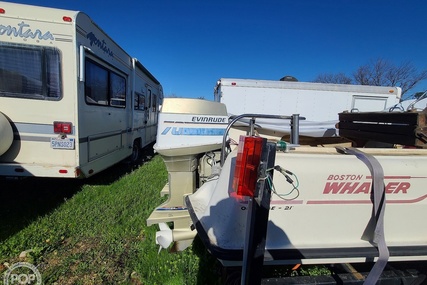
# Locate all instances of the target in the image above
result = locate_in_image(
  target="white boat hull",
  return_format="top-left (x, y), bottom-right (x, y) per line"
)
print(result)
top-left (186, 147), bottom-right (427, 265)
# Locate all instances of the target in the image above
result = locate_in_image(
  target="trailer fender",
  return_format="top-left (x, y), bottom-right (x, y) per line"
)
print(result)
top-left (0, 112), bottom-right (13, 156)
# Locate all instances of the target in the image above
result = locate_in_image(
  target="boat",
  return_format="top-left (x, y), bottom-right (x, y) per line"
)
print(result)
top-left (147, 97), bottom-right (427, 283)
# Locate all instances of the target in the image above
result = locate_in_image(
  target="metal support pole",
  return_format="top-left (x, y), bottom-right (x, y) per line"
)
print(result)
top-left (241, 140), bottom-right (276, 285)
top-left (290, 114), bottom-right (300, 145)
top-left (249, 117), bottom-right (256, 136)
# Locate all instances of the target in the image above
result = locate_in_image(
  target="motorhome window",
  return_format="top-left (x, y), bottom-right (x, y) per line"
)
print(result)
top-left (134, 94), bottom-right (138, 110)
top-left (85, 60), bottom-right (108, 105)
top-left (0, 43), bottom-right (62, 100)
top-left (134, 92), bottom-right (145, 110)
top-left (110, 72), bottom-right (126, 107)
top-left (152, 94), bottom-right (157, 112)
top-left (148, 89), bottom-right (152, 109)
top-left (85, 59), bottom-right (126, 108)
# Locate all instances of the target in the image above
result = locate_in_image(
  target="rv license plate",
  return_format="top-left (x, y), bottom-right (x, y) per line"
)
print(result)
top-left (50, 138), bottom-right (75, 149)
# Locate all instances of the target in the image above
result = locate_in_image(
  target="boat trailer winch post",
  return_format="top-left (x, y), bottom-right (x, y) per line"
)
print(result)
top-left (220, 113), bottom-right (305, 166)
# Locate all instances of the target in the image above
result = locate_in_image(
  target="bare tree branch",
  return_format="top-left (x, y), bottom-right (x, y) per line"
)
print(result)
top-left (313, 72), bottom-right (352, 84)
top-left (315, 58), bottom-right (427, 95)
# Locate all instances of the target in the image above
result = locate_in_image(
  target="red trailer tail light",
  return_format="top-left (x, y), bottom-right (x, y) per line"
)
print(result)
top-left (232, 136), bottom-right (264, 197)
top-left (53, 121), bottom-right (72, 134)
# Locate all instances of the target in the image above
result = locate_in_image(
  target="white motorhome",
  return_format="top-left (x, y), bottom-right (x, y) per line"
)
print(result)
top-left (214, 78), bottom-right (401, 138)
top-left (0, 2), bottom-right (163, 178)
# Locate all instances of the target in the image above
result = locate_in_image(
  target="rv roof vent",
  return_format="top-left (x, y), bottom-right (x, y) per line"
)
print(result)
top-left (280, 76), bottom-right (298, 82)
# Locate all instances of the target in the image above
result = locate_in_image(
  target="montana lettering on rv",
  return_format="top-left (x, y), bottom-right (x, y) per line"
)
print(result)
top-left (86, 32), bottom-right (113, 57)
top-left (0, 21), bottom-right (54, 40)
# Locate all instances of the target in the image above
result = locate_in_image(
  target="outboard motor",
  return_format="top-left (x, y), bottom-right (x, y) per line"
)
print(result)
top-left (147, 98), bottom-right (228, 251)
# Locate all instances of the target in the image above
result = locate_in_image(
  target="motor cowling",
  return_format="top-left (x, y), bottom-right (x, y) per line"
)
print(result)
top-left (0, 112), bottom-right (13, 156)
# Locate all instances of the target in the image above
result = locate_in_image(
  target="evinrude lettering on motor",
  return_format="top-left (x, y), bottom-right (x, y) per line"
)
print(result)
top-left (87, 32), bottom-right (114, 57)
top-left (161, 127), bottom-right (225, 136)
top-left (191, 116), bottom-right (227, 123)
top-left (0, 21), bottom-right (54, 40)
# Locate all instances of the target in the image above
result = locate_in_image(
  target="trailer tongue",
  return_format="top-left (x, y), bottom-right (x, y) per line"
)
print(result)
top-left (147, 98), bottom-right (427, 283)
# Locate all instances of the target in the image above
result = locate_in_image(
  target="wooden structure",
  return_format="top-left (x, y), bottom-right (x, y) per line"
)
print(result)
top-left (337, 110), bottom-right (427, 148)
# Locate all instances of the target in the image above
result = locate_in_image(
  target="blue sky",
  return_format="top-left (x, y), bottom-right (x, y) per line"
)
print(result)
top-left (6, 0), bottom-right (427, 100)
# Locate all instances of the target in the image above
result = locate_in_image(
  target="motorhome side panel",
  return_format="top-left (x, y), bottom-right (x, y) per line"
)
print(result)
top-left (132, 64), bottom-right (148, 151)
top-left (145, 84), bottom-right (161, 145)
top-left (133, 62), bottom-right (162, 150)
top-left (0, 3), bottom-right (80, 177)
top-left (75, 12), bottom-right (135, 177)
top-left (75, 14), bottom-right (163, 176)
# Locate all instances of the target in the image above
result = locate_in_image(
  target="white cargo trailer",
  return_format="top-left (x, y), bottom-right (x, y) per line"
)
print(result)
top-left (0, 2), bottom-right (163, 178)
top-left (214, 78), bottom-right (401, 137)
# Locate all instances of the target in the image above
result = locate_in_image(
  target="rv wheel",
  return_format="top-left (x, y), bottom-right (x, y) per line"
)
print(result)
top-left (222, 267), bottom-right (242, 285)
top-left (131, 140), bottom-right (141, 163)
top-left (222, 268), bottom-right (241, 285)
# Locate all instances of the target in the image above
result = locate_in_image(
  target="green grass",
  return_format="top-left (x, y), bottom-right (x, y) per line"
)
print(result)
top-left (0, 155), bottom-right (220, 285)
top-left (0, 154), bottom-right (335, 284)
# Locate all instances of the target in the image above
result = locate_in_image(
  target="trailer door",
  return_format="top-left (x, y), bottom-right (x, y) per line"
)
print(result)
top-left (133, 91), bottom-right (147, 144)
